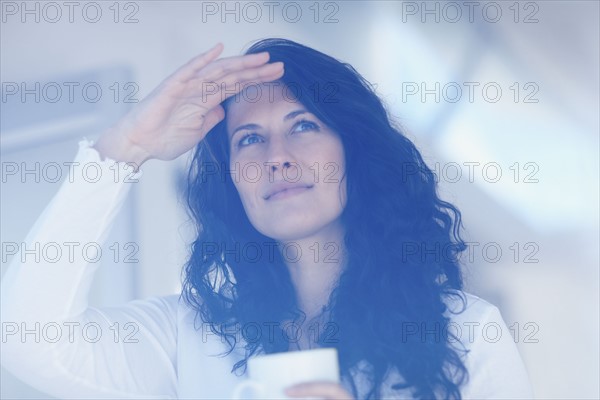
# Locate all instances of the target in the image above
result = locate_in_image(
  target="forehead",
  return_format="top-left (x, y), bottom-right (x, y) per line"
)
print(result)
top-left (226, 83), bottom-right (302, 136)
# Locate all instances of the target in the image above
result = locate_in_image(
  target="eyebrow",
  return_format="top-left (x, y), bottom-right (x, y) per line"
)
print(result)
top-left (229, 109), bottom-right (309, 141)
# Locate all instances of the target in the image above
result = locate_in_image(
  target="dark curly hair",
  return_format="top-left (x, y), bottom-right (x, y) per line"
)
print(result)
top-left (182, 38), bottom-right (470, 399)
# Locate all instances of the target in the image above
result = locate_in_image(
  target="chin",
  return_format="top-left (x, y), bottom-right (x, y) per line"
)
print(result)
top-left (264, 226), bottom-right (314, 242)
top-left (259, 220), bottom-right (322, 242)
top-left (250, 208), bottom-right (344, 242)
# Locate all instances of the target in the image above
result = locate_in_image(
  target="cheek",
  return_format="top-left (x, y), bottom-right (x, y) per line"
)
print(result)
top-left (329, 144), bottom-right (347, 206)
top-left (233, 177), bottom-right (263, 217)
top-left (312, 154), bottom-right (346, 207)
top-left (319, 143), bottom-right (346, 183)
top-left (233, 180), bottom-right (252, 207)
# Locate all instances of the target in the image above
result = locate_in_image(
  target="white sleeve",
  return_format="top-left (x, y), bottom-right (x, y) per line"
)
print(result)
top-left (460, 305), bottom-right (535, 399)
top-left (1, 139), bottom-right (178, 399)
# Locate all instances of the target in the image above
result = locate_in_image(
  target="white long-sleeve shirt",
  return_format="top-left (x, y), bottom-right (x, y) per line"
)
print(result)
top-left (1, 139), bottom-right (534, 399)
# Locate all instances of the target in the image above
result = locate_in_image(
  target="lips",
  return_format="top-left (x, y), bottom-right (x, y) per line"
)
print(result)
top-left (264, 182), bottom-right (314, 200)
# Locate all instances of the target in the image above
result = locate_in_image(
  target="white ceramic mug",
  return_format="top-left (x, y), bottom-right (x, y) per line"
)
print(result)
top-left (231, 347), bottom-right (340, 399)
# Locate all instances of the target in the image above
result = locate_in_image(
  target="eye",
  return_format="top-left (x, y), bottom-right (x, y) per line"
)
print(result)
top-left (292, 119), bottom-right (320, 133)
top-left (237, 133), bottom-right (263, 148)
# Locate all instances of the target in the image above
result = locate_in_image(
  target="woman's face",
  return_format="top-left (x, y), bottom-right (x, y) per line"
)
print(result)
top-left (226, 84), bottom-right (347, 242)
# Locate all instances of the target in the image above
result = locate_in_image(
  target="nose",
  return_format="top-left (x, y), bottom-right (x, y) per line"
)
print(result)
top-left (264, 136), bottom-right (297, 180)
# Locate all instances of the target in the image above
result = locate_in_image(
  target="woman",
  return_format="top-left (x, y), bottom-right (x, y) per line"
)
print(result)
top-left (1, 39), bottom-right (533, 399)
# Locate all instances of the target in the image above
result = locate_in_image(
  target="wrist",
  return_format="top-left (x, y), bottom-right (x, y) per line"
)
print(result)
top-left (93, 130), bottom-right (150, 171)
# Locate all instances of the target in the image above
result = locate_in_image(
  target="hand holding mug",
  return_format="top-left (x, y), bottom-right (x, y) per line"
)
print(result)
top-left (231, 348), bottom-right (354, 399)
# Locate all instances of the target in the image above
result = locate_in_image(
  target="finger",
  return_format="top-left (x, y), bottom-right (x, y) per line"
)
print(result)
top-left (217, 61), bottom-right (284, 90)
top-left (285, 382), bottom-right (354, 400)
top-left (173, 43), bottom-right (224, 82)
top-left (196, 52), bottom-right (271, 83)
top-left (188, 63), bottom-right (284, 110)
top-left (192, 61), bottom-right (284, 103)
top-left (218, 66), bottom-right (285, 103)
top-left (189, 60), bottom-right (283, 87)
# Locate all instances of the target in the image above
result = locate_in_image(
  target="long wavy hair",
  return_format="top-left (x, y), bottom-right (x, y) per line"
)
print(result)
top-left (182, 38), bottom-right (469, 399)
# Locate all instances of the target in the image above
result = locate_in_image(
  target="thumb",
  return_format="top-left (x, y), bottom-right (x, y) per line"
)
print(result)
top-left (202, 105), bottom-right (225, 134)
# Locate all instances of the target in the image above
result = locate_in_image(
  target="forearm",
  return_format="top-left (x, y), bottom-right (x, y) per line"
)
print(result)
top-left (0, 139), bottom-right (171, 398)
top-left (1, 139), bottom-right (141, 323)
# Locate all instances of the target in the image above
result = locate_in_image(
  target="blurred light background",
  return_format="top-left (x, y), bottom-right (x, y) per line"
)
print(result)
top-left (1, 1), bottom-right (598, 398)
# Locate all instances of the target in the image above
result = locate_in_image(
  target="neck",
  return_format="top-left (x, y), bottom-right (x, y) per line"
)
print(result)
top-left (278, 220), bottom-right (347, 321)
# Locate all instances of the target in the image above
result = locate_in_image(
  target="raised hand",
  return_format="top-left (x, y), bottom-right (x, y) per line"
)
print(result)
top-left (93, 43), bottom-right (284, 167)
